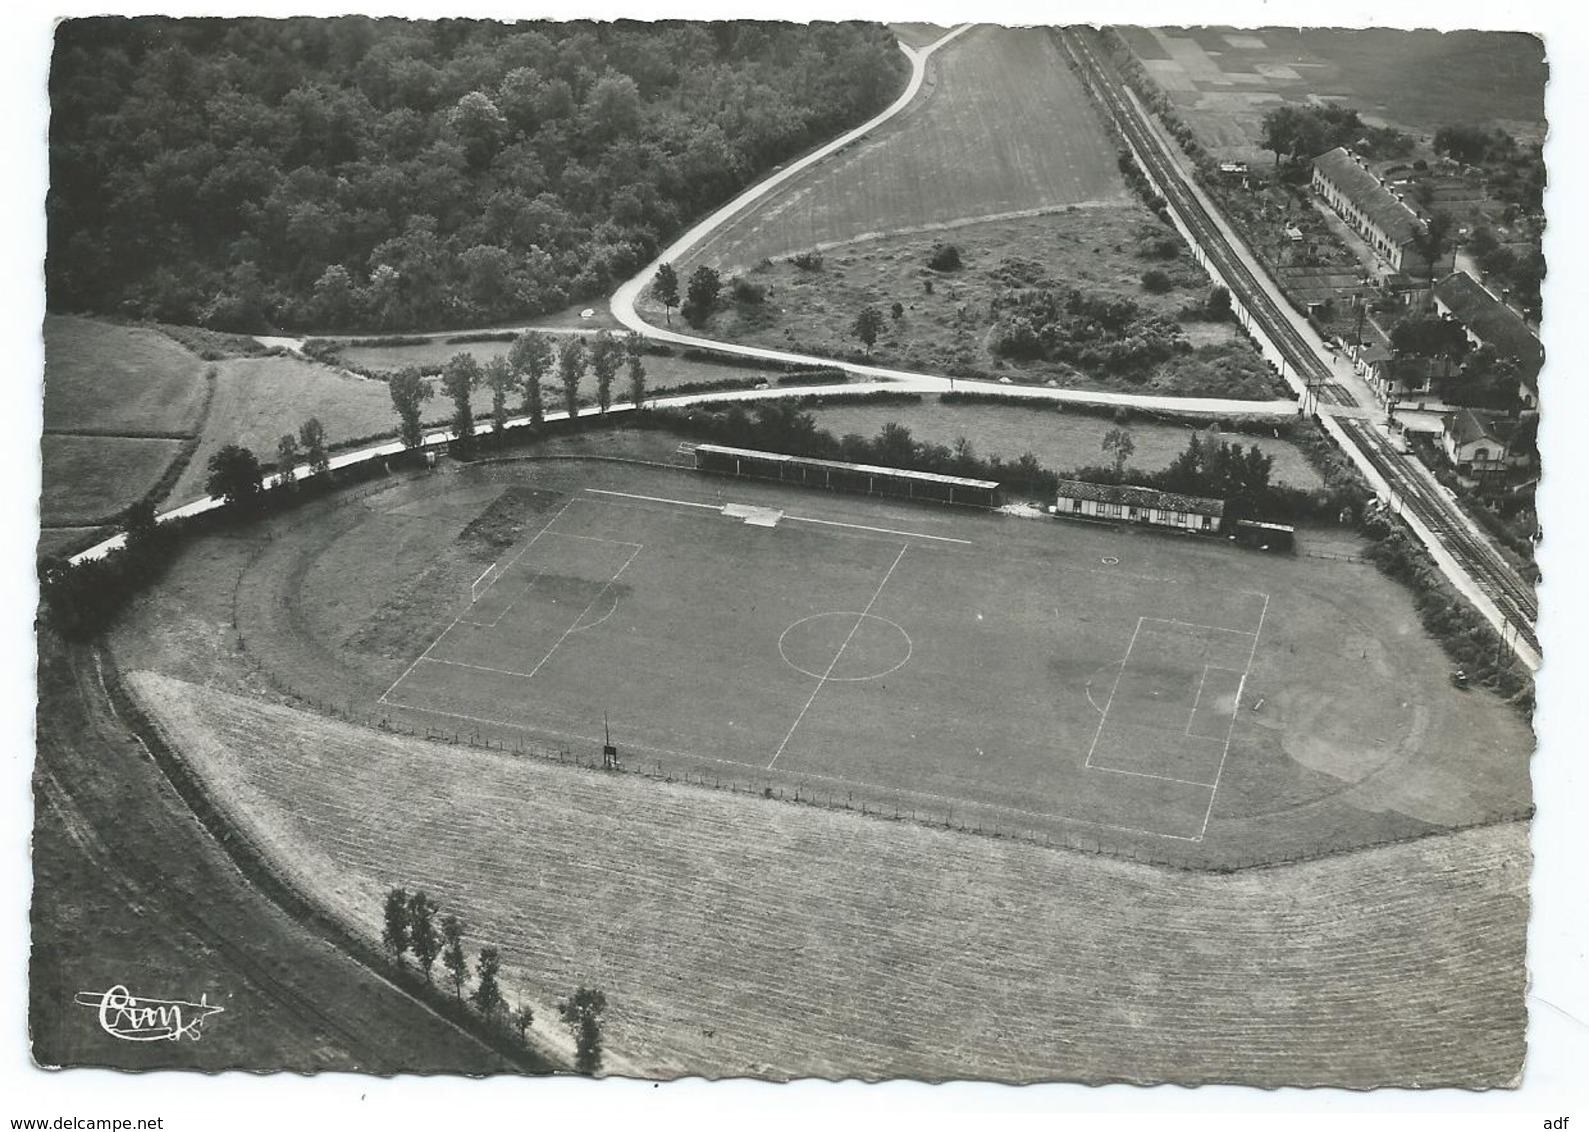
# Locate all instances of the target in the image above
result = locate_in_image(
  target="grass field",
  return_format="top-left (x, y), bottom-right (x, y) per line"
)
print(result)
top-left (40, 434), bottom-right (188, 527)
top-left (803, 399), bottom-right (1322, 489)
top-left (1120, 27), bottom-right (1547, 165)
top-left (684, 25), bottom-right (1131, 275)
top-left (666, 208), bottom-right (1281, 398)
top-left (42, 314), bottom-right (210, 436)
top-left (30, 637), bottom-right (515, 1073)
top-left (167, 356), bottom-right (415, 506)
top-left (126, 665), bottom-right (1529, 1084)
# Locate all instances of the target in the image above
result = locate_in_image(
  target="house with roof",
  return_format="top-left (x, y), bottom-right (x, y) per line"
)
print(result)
top-left (1052, 480), bottom-right (1225, 533)
top-left (1311, 147), bottom-right (1428, 275)
top-left (1432, 270), bottom-right (1543, 410)
top-left (1441, 408), bottom-right (1537, 482)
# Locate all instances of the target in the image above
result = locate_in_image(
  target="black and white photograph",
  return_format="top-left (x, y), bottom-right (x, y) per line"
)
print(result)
top-left (6, 0), bottom-right (1586, 1124)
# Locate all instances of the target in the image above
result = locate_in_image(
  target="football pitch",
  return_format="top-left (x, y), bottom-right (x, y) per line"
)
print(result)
top-left (378, 483), bottom-right (1272, 843)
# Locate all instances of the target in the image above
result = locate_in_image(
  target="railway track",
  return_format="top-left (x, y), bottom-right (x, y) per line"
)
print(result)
top-left (1057, 28), bottom-right (1342, 396)
top-left (1338, 417), bottom-right (1538, 652)
top-left (1061, 27), bottom-right (1538, 657)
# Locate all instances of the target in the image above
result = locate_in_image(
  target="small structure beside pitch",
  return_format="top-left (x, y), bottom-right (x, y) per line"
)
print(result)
top-left (693, 444), bottom-right (1003, 507)
top-left (1051, 479), bottom-right (1225, 533)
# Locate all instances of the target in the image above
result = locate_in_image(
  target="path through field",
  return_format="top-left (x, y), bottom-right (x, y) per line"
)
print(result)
top-left (130, 670), bottom-right (1528, 1086)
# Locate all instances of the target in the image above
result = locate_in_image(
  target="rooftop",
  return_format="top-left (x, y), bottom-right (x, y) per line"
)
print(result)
top-left (1311, 147), bottom-right (1425, 247)
top-left (1432, 270), bottom-right (1544, 393)
top-left (1445, 407), bottom-right (1523, 450)
top-left (1055, 478), bottom-right (1225, 517)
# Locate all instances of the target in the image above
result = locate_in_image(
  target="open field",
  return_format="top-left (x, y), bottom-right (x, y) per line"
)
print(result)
top-left (803, 399), bottom-right (1323, 489)
top-left (667, 208), bottom-right (1280, 399)
top-left (40, 434), bottom-right (188, 527)
top-left (43, 315), bottom-right (210, 436)
top-left (110, 441), bottom-right (1532, 871)
top-left (30, 636), bottom-right (517, 1073)
top-left (684, 25), bottom-right (1131, 275)
top-left (126, 665), bottom-right (1529, 1084)
top-left (1119, 27), bottom-right (1547, 165)
top-left (167, 356), bottom-right (418, 506)
top-left (889, 22), bottom-right (952, 50)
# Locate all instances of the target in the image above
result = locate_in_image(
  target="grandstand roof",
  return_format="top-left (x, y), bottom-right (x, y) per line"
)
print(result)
top-left (1311, 147), bottom-right (1424, 247)
top-left (1432, 270), bottom-right (1544, 392)
top-left (694, 444), bottom-right (1001, 490)
top-left (1054, 479), bottom-right (1226, 517)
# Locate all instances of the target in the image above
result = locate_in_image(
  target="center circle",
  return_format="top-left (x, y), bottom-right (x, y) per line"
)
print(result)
top-left (778, 612), bottom-right (913, 682)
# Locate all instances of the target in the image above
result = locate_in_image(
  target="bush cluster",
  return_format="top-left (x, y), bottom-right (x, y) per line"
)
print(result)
top-left (989, 287), bottom-right (1188, 376)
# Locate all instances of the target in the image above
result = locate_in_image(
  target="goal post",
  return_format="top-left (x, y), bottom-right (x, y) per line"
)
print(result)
top-left (471, 561), bottom-right (501, 604)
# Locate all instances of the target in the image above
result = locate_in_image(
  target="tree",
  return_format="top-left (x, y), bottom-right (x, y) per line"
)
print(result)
top-left (470, 946), bottom-right (506, 1018)
top-left (407, 891), bottom-right (440, 984)
top-left (589, 330), bottom-right (621, 415)
top-left (483, 355), bottom-right (518, 434)
top-left (1434, 123), bottom-right (1500, 165)
top-left (682, 265), bottom-right (720, 328)
top-left (205, 444), bottom-right (263, 508)
top-left (389, 366), bottom-right (433, 449)
top-left (625, 332), bottom-right (647, 410)
top-left (559, 987), bottom-right (608, 1076)
top-left (441, 352), bottom-right (483, 442)
top-left (440, 914), bottom-right (468, 999)
top-left (382, 887), bottom-right (410, 965)
top-left (509, 330), bottom-right (554, 428)
top-left (274, 433), bottom-right (300, 490)
top-left (120, 498), bottom-right (161, 557)
top-left (1102, 427), bottom-right (1135, 476)
top-left (1411, 211), bottom-right (1453, 288)
top-left (512, 1001), bottom-right (535, 1041)
top-left (852, 306), bottom-right (884, 355)
top-left (557, 337), bottom-right (587, 424)
top-left (299, 418), bottom-right (330, 476)
top-left (651, 262), bottom-right (679, 325)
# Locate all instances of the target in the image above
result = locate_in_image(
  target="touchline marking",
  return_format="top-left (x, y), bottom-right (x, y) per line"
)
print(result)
top-left (767, 545), bottom-right (908, 770)
top-left (783, 513), bottom-right (972, 545)
top-left (379, 497), bottom-right (578, 705)
top-left (1197, 591), bottom-right (1270, 840)
top-left (582, 486), bottom-right (972, 544)
top-left (585, 488), bottom-right (720, 510)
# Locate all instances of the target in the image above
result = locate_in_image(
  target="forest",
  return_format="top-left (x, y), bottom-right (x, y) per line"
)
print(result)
top-left (47, 17), bottom-right (908, 332)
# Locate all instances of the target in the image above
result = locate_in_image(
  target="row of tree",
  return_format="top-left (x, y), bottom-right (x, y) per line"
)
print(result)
top-left (382, 887), bottom-right (608, 1075)
top-left (48, 18), bottom-right (908, 330)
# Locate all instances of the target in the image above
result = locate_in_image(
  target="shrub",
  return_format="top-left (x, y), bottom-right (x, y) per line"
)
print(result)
top-left (732, 277), bottom-right (767, 305)
top-left (788, 250), bottom-right (824, 271)
top-left (1141, 269), bottom-right (1174, 294)
top-left (927, 243), bottom-right (962, 272)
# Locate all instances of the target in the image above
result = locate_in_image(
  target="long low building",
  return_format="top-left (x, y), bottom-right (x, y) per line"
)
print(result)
top-left (1432, 270), bottom-right (1544, 410)
top-left (1053, 479), bottom-right (1225, 532)
top-left (1311, 146), bottom-right (1427, 275)
top-left (693, 444), bottom-right (1003, 507)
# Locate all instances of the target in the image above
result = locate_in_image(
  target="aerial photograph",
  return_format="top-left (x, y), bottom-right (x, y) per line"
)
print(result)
top-left (21, 5), bottom-right (1575, 1118)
